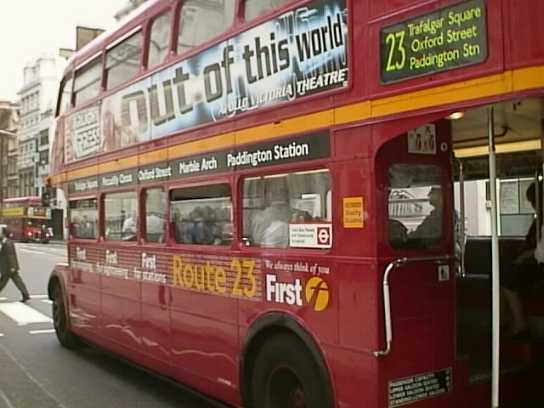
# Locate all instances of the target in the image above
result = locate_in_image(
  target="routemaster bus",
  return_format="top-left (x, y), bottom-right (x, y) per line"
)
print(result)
top-left (0, 196), bottom-right (52, 242)
top-left (47, 0), bottom-right (544, 407)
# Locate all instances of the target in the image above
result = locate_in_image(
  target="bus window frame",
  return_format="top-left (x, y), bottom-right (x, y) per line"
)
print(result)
top-left (56, 73), bottom-right (74, 117)
top-left (68, 195), bottom-right (100, 242)
top-left (145, 8), bottom-right (175, 70)
top-left (381, 155), bottom-right (452, 255)
top-left (173, 0), bottom-right (238, 58)
top-left (241, 0), bottom-right (298, 23)
top-left (141, 185), bottom-right (169, 246)
top-left (73, 53), bottom-right (104, 109)
top-left (168, 176), bottom-right (236, 251)
top-left (237, 164), bottom-right (334, 255)
top-left (101, 189), bottom-right (140, 245)
top-left (104, 26), bottom-right (145, 92)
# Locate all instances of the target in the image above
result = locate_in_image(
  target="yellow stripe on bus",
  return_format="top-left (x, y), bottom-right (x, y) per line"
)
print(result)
top-left (51, 65), bottom-right (544, 186)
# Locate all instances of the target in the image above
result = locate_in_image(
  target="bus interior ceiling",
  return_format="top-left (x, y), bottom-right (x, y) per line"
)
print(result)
top-left (448, 97), bottom-right (544, 383)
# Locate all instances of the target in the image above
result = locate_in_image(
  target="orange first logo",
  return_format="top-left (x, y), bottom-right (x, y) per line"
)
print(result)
top-left (305, 277), bottom-right (330, 312)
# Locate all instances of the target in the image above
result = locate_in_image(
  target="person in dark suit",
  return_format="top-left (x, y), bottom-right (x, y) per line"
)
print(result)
top-left (0, 227), bottom-right (30, 302)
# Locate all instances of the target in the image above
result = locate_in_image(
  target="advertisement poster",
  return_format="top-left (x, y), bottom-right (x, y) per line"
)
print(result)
top-left (66, 0), bottom-right (348, 163)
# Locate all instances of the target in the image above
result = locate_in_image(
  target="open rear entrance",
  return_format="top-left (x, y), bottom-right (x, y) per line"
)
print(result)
top-left (451, 97), bottom-right (544, 404)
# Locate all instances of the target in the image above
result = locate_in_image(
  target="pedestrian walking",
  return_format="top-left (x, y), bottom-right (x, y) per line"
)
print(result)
top-left (0, 227), bottom-right (30, 302)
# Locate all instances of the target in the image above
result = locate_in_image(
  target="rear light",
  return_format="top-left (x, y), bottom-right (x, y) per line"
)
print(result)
top-left (27, 231), bottom-right (32, 237)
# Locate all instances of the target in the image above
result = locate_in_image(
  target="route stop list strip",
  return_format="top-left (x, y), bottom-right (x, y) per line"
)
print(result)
top-left (380, 0), bottom-right (488, 83)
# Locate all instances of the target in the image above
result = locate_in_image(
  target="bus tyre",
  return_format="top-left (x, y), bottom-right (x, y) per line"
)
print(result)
top-left (51, 284), bottom-right (79, 349)
top-left (250, 333), bottom-right (332, 408)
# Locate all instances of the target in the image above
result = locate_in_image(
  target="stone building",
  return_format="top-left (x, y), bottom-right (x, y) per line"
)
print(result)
top-left (0, 101), bottom-right (19, 202)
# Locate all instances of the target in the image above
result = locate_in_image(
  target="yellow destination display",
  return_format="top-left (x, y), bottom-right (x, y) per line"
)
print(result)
top-left (380, 0), bottom-right (487, 83)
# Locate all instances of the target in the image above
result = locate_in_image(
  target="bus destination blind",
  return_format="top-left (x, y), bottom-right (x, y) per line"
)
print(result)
top-left (380, 0), bottom-right (487, 83)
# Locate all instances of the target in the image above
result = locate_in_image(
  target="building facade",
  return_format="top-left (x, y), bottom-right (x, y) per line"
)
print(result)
top-left (0, 101), bottom-right (19, 202)
top-left (17, 56), bottom-right (65, 198)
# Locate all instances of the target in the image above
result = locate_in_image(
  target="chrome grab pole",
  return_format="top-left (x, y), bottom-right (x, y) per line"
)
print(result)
top-left (488, 107), bottom-right (500, 408)
top-left (459, 160), bottom-right (467, 278)
top-left (373, 255), bottom-right (452, 358)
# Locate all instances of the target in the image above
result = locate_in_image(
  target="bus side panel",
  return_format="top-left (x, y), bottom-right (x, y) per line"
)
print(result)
top-left (139, 247), bottom-right (172, 371)
top-left (99, 245), bottom-right (142, 354)
top-left (504, 0), bottom-right (544, 69)
top-left (67, 243), bottom-right (102, 336)
top-left (169, 249), bottom-right (239, 405)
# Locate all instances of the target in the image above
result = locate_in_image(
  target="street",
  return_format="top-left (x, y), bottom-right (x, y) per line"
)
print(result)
top-left (0, 243), bottom-right (219, 408)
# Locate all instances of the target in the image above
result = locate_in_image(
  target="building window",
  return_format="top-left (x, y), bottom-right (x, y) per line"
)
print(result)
top-left (148, 12), bottom-right (172, 68)
top-left (243, 169), bottom-right (332, 248)
top-left (39, 150), bottom-right (49, 166)
top-left (243, 0), bottom-right (291, 21)
top-left (171, 184), bottom-right (232, 246)
top-left (106, 31), bottom-right (143, 90)
top-left (104, 191), bottom-right (138, 241)
top-left (40, 130), bottom-right (49, 146)
top-left (70, 199), bottom-right (98, 240)
top-left (74, 56), bottom-right (102, 106)
top-left (145, 188), bottom-right (167, 243)
top-left (177, 0), bottom-right (235, 54)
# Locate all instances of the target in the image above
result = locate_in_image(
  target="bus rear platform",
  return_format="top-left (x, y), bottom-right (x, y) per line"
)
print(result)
top-left (456, 236), bottom-right (544, 407)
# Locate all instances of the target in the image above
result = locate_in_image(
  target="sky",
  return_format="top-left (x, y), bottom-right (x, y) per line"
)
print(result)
top-left (0, 0), bottom-right (129, 101)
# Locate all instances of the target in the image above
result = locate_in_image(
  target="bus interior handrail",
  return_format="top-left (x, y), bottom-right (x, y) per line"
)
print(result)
top-left (373, 255), bottom-right (452, 358)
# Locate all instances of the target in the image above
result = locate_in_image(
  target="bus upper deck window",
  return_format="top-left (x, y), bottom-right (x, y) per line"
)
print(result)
top-left (177, 0), bottom-right (235, 54)
top-left (244, 0), bottom-right (291, 21)
top-left (148, 12), bottom-right (172, 68)
top-left (57, 76), bottom-right (73, 116)
top-left (388, 164), bottom-right (444, 250)
top-left (106, 31), bottom-right (143, 90)
top-left (74, 57), bottom-right (102, 107)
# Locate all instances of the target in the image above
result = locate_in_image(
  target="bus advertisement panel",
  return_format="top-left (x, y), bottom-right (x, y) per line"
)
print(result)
top-left (65, 0), bottom-right (348, 162)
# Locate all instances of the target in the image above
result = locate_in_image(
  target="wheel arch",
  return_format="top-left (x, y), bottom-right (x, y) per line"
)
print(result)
top-left (47, 265), bottom-right (72, 329)
top-left (240, 311), bottom-right (335, 407)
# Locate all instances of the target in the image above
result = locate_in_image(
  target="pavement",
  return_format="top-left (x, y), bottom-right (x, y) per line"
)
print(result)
top-left (0, 243), bottom-right (218, 408)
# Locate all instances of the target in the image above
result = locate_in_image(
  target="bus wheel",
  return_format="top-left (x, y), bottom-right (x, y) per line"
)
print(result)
top-left (250, 333), bottom-right (332, 408)
top-left (51, 283), bottom-right (79, 349)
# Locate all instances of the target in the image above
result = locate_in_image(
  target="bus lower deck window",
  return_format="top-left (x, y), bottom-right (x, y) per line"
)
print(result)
top-left (170, 184), bottom-right (233, 246)
top-left (104, 192), bottom-right (138, 241)
top-left (70, 199), bottom-right (98, 240)
top-left (145, 188), bottom-right (167, 243)
top-left (243, 169), bottom-right (331, 248)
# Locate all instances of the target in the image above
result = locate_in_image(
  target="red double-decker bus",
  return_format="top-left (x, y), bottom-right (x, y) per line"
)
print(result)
top-left (0, 197), bottom-right (52, 242)
top-left (48, 1), bottom-right (544, 407)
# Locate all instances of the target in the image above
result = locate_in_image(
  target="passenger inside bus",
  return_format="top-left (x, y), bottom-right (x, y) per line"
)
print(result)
top-left (243, 170), bottom-right (331, 248)
top-left (121, 212), bottom-right (138, 241)
top-left (388, 164), bottom-right (444, 249)
top-left (250, 178), bottom-right (291, 248)
top-left (502, 181), bottom-right (544, 339)
top-left (408, 186), bottom-right (443, 244)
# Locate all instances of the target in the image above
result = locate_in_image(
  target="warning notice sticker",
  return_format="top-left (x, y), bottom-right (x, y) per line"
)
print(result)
top-left (388, 368), bottom-right (452, 407)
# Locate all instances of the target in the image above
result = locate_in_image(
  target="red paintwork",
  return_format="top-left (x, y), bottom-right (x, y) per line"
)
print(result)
top-left (50, 1), bottom-right (544, 407)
